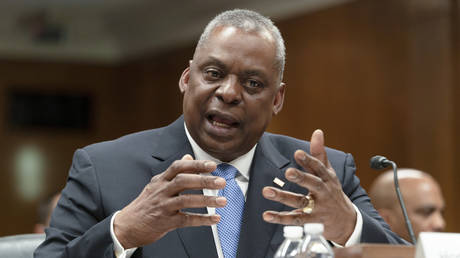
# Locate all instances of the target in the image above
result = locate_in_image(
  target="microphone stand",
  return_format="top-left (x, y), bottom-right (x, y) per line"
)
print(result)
top-left (389, 160), bottom-right (417, 245)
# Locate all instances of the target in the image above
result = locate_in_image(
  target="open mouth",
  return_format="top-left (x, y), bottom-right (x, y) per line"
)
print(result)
top-left (207, 114), bottom-right (240, 129)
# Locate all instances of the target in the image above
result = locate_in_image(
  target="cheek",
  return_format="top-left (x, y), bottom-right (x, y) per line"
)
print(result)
top-left (248, 94), bottom-right (276, 112)
top-left (185, 88), bottom-right (208, 107)
top-left (192, 82), bottom-right (218, 101)
top-left (410, 215), bottom-right (428, 229)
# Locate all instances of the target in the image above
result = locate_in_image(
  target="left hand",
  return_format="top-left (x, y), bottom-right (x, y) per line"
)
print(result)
top-left (262, 129), bottom-right (356, 245)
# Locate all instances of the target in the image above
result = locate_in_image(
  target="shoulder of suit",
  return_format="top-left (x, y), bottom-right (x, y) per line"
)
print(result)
top-left (82, 126), bottom-right (168, 156)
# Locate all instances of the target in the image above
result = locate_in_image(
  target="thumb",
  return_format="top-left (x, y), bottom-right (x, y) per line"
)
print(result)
top-left (310, 129), bottom-right (329, 166)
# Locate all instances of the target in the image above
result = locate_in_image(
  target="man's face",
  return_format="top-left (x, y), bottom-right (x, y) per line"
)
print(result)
top-left (180, 26), bottom-right (285, 162)
top-left (390, 178), bottom-right (445, 241)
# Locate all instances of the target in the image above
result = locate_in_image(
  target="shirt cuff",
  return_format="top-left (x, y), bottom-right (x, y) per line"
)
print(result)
top-left (110, 211), bottom-right (137, 258)
top-left (331, 203), bottom-right (363, 247)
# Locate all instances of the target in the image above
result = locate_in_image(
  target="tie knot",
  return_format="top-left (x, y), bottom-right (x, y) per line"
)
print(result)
top-left (212, 163), bottom-right (238, 180)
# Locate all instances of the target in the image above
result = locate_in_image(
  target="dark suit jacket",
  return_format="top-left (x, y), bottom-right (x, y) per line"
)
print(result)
top-left (34, 116), bottom-right (405, 258)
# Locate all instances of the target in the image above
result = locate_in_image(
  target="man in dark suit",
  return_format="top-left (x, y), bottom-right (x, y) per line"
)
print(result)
top-left (35, 9), bottom-right (405, 258)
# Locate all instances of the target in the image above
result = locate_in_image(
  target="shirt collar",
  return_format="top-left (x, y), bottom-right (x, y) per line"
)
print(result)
top-left (184, 123), bottom-right (255, 181)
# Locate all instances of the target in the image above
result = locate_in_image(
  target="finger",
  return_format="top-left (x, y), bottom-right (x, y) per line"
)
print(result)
top-left (165, 173), bottom-right (226, 195)
top-left (163, 159), bottom-right (217, 180)
top-left (284, 167), bottom-right (326, 195)
top-left (165, 194), bottom-right (227, 212)
top-left (310, 129), bottom-right (328, 166)
top-left (294, 150), bottom-right (332, 182)
top-left (263, 210), bottom-right (306, 226)
top-left (177, 211), bottom-right (221, 227)
top-left (262, 186), bottom-right (312, 209)
top-left (182, 154), bottom-right (194, 161)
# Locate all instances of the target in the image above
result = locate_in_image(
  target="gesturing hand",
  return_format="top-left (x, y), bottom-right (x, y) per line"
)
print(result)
top-left (114, 154), bottom-right (226, 248)
top-left (262, 129), bottom-right (357, 245)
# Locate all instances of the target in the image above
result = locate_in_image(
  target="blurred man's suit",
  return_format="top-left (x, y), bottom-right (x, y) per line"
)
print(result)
top-left (35, 116), bottom-right (405, 258)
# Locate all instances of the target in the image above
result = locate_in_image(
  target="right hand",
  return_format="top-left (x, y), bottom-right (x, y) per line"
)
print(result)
top-left (113, 154), bottom-right (226, 248)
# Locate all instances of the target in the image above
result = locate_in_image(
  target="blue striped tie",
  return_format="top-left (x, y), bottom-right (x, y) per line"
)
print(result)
top-left (212, 163), bottom-right (244, 258)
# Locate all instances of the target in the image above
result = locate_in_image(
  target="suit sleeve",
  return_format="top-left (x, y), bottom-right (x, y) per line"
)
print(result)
top-left (34, 149), bottom-right (117, 258)
top-left (340, 153), bottom-right (408, 244)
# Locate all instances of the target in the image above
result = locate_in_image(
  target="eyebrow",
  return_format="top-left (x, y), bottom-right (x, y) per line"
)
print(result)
top-left (415, 206), bottom-right (438, 214)
top-left (201, 56), bottom-right (226, 68)
top-left (242, 70), bottom-right (266, 78)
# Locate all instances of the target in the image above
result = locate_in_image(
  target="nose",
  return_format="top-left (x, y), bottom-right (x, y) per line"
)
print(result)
top-left (431, 212), bottom-right (446, 232)
top-left (215, 75), bottom-right (242, 105)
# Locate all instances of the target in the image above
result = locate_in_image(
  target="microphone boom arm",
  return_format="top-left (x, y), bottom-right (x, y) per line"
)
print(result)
top-left (389, 160), bottom-right (417, 245)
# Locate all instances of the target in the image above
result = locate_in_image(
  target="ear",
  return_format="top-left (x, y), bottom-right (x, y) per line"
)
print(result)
top-left (272, 82), bottom-right (286, 115)
top-left (178, 63), bottom-right (192, 93)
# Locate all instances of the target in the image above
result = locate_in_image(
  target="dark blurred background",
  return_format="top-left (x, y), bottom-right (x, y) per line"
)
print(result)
top-left (0, 0), bottom-right (458, 236)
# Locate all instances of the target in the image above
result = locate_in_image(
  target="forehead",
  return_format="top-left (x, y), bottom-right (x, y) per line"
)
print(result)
top-left (402, 178), bottom-right (445, 208)
top-left (195, 26), bottom-right (277, 71)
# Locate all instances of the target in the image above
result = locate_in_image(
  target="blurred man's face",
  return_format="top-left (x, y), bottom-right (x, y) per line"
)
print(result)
top-left (180, 26), bottom-right (285, 162)
top-left (389, 177), bottom-right (445, 241)
top-left (34, 193), bottom-right (60, 234)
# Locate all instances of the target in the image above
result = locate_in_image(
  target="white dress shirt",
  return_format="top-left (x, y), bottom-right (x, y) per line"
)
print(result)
top-left (110, 124), bottom-right (363, 257)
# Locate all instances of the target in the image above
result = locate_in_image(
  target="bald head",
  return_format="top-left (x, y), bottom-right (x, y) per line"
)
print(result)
top-left (369, 169), bottom-right (445, 242)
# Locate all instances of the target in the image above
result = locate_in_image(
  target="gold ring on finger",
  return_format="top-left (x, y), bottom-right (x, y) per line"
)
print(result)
top-left (302, 194), bottom-right (315, 214)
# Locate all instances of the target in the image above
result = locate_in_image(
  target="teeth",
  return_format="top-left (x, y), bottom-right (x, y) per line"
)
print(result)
top-left (212, 120), bottom-right (231, 128)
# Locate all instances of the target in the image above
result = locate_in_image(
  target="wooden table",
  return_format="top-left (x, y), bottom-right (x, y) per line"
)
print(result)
top-left (334, 244), bottom-right (415, 258)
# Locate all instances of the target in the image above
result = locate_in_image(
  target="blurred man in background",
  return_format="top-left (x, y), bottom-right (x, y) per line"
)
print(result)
top-left (369, 169), bottom-right (446, 242)
top-left (33, 192), bottom-right (60, 234)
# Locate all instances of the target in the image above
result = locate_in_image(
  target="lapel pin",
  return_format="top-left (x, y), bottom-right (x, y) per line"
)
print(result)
top-left (273, 177), bottom-right (285, 187)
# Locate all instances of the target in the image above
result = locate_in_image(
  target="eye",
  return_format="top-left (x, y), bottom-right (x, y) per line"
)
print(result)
top-left (204, 68), bottom-right (222, 80)
top-left (416, 207), bottom-right (435, 217)
top-left (245, 79), bottom-right (263, 88)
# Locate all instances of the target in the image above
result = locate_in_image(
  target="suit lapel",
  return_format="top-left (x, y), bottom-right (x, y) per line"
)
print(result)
top-left (149, 116), bottom-right (217, 258)
top-left (236, 134), bottom-right (292, 258)
top-left (149, 119), bottom-right (305, 257)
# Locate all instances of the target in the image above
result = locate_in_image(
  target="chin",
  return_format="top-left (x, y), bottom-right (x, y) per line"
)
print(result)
top-left (206, 142), bottom-right (244, 162)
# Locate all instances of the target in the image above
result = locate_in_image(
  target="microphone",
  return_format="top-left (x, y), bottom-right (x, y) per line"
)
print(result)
top-left (369, 155), bottom-right (417, 245)
top-left (369, 155), bottom-right (392, 170)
